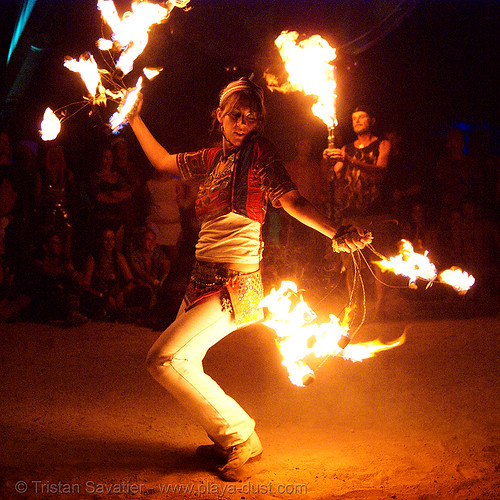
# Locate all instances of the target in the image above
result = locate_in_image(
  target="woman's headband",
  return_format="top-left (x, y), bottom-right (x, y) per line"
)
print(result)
top-left (219, 77), bottom-right (264, 107)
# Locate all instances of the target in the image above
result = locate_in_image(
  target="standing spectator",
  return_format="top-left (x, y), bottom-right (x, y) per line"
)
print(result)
top-left (436, 128), bottom-right (485, 220)
top-left (36, 142), bottom-right (80, 262)
top-left (468, 128), bottom-right (499, 219)
top-left (6, 140), bottom-right (42, 268)
top-left (383, 128), bottom-right (423, 223)
top-left (323, 105), bottom-right (393, 319)
top-left (324, 106), bottom-right (391, 221)
top-left (112, 137), bottom-right (147, 236)
top-left (285, 135), bottom-right (329, 267)
top-left (458, 199), bottom-right (500, 298)
top-left (145, 170), bottom-right (199, 330)
top-left (286, 136), bottom-right (328, 210)
top-left (145, 168), bottom-right (185, 263)
top-left (11, 140), bottom-right (42, 223)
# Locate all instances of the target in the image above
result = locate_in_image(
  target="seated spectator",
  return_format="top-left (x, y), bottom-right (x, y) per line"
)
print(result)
top-left (129, 227), bottom-right (170, 294)
top-left (29, 231), bottom-right (88, 327)
top-left (401, 200), bottom-right (440, 259)
top-left (129, 227), bottom-right (172, 323)
top-left (0, 229), bottom-right (30, 322)
top-left (80, 227), bottom-right (148, 321)
top-left (90, 146), bottom-right (132, 252)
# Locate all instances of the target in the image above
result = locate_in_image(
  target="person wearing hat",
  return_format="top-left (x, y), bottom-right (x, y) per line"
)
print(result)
top-left (323, 105), bottom-right (391, 214)
top-left (323, 105), bottom-right (393, 319)
top-left (128, 78), bottom-right (372, 481)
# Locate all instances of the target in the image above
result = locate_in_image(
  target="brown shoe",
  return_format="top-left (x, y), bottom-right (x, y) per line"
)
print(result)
top-left (218, 431), bottom-right (263, 482)
top-left (195, 442), bottom-right (228, 464)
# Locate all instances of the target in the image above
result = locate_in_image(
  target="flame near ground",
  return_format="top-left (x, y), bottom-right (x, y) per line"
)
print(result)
top-left (260, 281), bottom-right (405, 387)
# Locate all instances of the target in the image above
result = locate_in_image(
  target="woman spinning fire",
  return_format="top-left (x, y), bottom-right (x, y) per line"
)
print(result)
top-left (128, 77), bottom-right (372, 481)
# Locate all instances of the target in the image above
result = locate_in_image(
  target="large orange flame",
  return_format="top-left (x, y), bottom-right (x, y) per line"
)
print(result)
top-left (375, 240), bottom-right (475, 294)
top-left (265, 31), bottom-right (337, 131)
top-left (63, 52), bottom-right (104, 100)
top-left (260, 281), bottom-right (405, 387)
top-left (97, 0), bottom-right (187, 76)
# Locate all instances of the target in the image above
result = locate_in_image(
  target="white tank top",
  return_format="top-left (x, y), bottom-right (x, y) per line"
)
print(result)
top-left (195, 212), bottom-right (262, 265)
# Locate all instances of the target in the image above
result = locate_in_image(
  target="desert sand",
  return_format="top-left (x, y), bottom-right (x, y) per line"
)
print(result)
top-left (1, 290), bottom-right (499, 499)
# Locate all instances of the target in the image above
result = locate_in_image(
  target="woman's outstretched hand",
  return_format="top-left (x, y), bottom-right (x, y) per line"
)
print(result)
top-left (331, 225), bottom-right (373, 253)
top-left (126, 92), bottom-right (144, 125)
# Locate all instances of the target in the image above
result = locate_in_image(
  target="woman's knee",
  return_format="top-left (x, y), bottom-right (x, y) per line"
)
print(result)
top-left (146, 349), bottom-right (175, 378)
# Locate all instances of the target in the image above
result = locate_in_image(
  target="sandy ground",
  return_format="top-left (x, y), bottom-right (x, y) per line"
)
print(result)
top-left (0, 290), bottom-right (499, 499)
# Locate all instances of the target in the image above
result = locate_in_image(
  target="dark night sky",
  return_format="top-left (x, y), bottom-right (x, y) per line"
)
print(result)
top-left (1, 0), bottom-right (498, 167)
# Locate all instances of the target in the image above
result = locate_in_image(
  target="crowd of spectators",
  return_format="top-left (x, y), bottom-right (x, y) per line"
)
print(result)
top-left (0, 121), bottom-right (498, 328)
top-left (0, 131), bottom-right (196, 328)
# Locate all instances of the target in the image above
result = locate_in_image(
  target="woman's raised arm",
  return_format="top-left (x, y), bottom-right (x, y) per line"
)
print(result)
top-left (128, 102), bottom-right (179, 176)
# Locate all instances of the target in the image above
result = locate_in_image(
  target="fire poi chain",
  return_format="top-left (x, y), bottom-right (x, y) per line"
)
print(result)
top-left (40, 0), bottom-right (190, 140)
top-left (374, 239), bottom-right (475, 294)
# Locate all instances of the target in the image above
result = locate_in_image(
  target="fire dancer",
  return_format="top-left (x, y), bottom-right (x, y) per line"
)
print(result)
top-left (127, 77), bottom-right (372, 481)
top-left (323, 105), bottom-right (393, 319)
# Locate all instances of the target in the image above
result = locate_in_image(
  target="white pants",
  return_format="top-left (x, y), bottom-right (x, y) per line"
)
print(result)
top-left (146, 292), bottom-right (255, 449)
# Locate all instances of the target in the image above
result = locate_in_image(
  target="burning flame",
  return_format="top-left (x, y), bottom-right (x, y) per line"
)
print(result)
top-left (260, 281), bottom-right (405, 387)
top-left (374, 240), bottom-right (475, 294)
top-left (265, 31), bottom-right (337, 131)
top-left (143, 67), bottom-right (162, 80)
top-left (97, 0), bottom-right (189, 131)
top-left (40, 108), bottom-right (61, 141)
top-left (98, 0), bottom-right (189, 76)
top-left (374, 239), bottom-right (438, 288)
top-left (40, 0), bottom-right (190, 140)
top-left (63, 52), bottom-right (103, 100)
top-left (109, 76), bottom-right (143, 133)
top-left (439, 267), bottom-right (475, 294)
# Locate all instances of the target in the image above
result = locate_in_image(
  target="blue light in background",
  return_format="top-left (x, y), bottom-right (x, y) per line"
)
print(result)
top-left (7, 0), bottom-right (38, 65)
